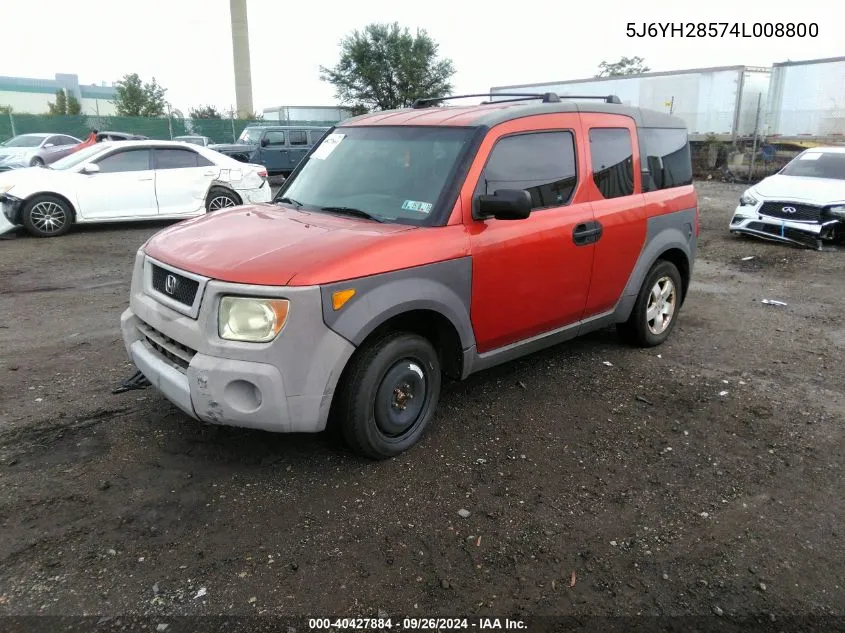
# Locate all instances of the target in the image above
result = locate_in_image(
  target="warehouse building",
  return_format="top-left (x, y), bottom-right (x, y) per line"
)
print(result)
top-left (0, 73), bottom-right (117, 116)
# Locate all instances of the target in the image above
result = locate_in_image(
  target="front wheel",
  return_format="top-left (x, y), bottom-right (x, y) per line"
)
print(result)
top-left (21, 194), bottom-right (73, 237)
top-left (30, 157), bottom-right (44, 168)
top-left (617, 260), bottom-right (683, 347)
top-left (336, 332), bottom-right (442, 460)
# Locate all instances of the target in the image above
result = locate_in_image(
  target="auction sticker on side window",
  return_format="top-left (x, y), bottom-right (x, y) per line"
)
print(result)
top-left (401, 200), bottom-right (433, 214)
top-left (311, 133), bottom-right (345, 160)
top-left (799, 152), bottom-right (822, 160)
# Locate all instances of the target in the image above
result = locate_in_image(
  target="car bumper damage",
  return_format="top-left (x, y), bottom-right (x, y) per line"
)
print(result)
top-left (0, 193), bottom-right (23, 237)
top-left (119, 251), bottom-right (356, 433)
top-left (729, 203), bottom-right (843, 249)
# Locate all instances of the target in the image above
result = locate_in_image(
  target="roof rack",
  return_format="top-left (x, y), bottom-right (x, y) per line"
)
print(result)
top-left (411, 92), bottom-right (622, 109)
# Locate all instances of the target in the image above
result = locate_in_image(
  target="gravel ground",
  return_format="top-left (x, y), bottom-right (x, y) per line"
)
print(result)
top-left (0, 181), bottom-right (843, 621)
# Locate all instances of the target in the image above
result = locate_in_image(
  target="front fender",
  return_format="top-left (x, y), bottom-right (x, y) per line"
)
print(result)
top-left (319, 257), bottom-right (475, 351)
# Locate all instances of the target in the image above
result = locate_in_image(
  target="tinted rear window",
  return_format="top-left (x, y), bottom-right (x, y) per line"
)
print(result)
top-left (640, 128), bottom-right (692, 191)
top-left (589, 128), bottom-right (635, 199)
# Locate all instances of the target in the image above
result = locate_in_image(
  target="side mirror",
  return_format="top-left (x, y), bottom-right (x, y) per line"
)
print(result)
top-left (81, 163), bottom-right (100, 174)
top-left (260, 138), bottom-right (269, 147)
top-left (477, 189), bottom-right (533, 220)
top-left (43, 143), bottom-right (55, 148)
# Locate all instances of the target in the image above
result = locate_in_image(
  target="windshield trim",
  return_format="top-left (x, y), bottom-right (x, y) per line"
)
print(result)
top-left (275, 124), bottom-right (485, 227)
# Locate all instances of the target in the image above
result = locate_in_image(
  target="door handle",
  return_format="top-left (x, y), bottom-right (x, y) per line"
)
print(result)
top-left (138, 177), bottom-right (153, 181)
top-left (573, 221), bottom-right (603, 246)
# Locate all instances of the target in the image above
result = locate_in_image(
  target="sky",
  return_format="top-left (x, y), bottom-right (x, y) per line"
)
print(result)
top-left (2, 0), bottom-right (840, 114)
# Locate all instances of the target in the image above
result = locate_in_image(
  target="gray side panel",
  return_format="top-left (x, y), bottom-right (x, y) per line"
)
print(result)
top-left (320, 257), bottom-right (476, 350)
top-left (611, 207), bottom-right (697, 323)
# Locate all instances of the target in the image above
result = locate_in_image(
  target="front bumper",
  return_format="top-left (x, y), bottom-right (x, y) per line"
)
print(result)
top-left (729, 204), bottom-right (839, 248)
top-left (0, 194), bottom-right (23, 237)
top-left (120, 252), bottom-right (356, 433)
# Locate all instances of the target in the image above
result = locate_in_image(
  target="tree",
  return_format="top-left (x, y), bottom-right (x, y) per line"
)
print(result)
top-left (67, 94), bottom-right (82, 115)
top-left (320, 22), bottom-right (455, 111)
top-left (47, 89), bottom-right (68, 115)
top-left (189, 105), bottom-right (222, 119)
top-left (113, 73), bottom-right (168, 117)
top-left (596, 56), bottom-right (650, 77)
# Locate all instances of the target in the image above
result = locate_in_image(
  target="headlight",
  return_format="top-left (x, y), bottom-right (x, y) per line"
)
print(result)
top-left (829, 205), bottom-right (845, 219)
top-left (218, 296), bottom-right (289, 342)
top-left (739, 190), bottom-right (758, 206)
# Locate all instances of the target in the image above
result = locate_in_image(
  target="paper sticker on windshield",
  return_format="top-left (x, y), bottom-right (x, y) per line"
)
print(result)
top-left (310, 133), bottom-right (345, 160)
top-left (402, 200), bottom-right (433, 214)
top-left (799, 152), bottom-right (822, 160)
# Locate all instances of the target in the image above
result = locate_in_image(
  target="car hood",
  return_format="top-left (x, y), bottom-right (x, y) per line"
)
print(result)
top-left (754, 174), bottom-right (845, 204)
top-left (209, 143), bottom-right (255, 153)
top-left (0, 165), bottom-right (70, 190)
top-left (0, 147), bottom-right (34, 165)
top-left (143, 204), bottom-right (428, 286)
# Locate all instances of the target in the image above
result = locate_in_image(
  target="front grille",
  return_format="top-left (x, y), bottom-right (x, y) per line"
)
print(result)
top-left (744, 222), bottom-right (819, 247)
top-left (759, 202), bottom-right (822, 223)
top-left (137, 320), bottom-right (196, 372)
top-left (150, 264), bottom-right (199, 307)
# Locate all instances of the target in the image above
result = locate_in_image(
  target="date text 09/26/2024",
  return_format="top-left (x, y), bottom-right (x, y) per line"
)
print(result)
top-left (626, 22), bottom-right (818, 37)
top-left (308, 618), bottom-right (527, 630)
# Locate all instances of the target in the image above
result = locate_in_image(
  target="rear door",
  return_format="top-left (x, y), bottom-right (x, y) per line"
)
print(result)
top-left (153, 147), bottom-right (219, 215)
top-left (74, 148), bottom-right (158, 220)
top-left (287, 129), bottom-right (309, 171)
top-left (258, 129), bottom-right (288, 173)
top-left (579, 114), bottom-right (647, 317)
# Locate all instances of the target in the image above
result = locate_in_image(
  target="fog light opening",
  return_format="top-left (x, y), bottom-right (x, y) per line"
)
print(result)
top-left (224, 379), bottom-right (263, 413)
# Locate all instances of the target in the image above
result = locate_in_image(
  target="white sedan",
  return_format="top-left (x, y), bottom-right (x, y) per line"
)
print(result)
top-left (0, 140), bottom-right (271, 238)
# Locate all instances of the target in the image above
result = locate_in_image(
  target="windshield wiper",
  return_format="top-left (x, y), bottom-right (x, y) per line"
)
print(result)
top-left (276, 197), bottom-right (303, 208)
top-left (319, 206), bottom-right (384, 223)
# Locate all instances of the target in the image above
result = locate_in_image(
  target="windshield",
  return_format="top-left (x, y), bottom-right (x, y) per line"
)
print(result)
top-left (781, 151), bottom-right (845, 180)
top-left (2, 135), bottom-right (44, 148)
top-left (237, 128), bottom-right (264, 144)
top-left (49, 144), bottom-right (108, 170)
top-left (279, 126), bottom-right (474, 225)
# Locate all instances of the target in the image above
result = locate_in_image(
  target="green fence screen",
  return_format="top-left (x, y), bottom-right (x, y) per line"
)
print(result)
top-left (0, 113), bottom-right (340, 145)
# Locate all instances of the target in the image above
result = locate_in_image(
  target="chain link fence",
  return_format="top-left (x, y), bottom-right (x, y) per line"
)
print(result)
top-left (0, 113), bottom-right (339, 145)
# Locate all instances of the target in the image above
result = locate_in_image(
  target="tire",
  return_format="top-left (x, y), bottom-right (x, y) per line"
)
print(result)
top-left (21, 194), bottom-right (73, 238)
top-left (617, 260), bottom-right (683, 347)
top-left (30, 157), bottom-right (44, 168)
top-left (205, 187), bottom-right (239, 212)
top-left (335, 332), bottom-right (442, 460)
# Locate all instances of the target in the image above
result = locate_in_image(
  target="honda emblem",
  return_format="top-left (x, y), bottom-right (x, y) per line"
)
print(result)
top-left (164, 274), bottom-right (179, 295)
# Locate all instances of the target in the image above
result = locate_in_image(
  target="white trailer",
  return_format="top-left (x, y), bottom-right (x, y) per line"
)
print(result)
top-left (491, 65), bottom-right (771, 141)
top-left (765, 56), bottom-right (845, 138)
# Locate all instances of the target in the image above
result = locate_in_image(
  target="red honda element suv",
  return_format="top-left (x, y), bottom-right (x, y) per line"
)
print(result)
top-left (120, 92), bottom-right (698, 459)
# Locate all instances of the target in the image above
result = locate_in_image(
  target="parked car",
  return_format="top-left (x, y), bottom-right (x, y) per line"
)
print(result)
top-left (0, 140), bottom-right (270, 237)
top-left (730, 147), bottom-right (845, 248)
top-left (95, 131), bottom-right (149, 142)
top-left (0, 133), bottom-right (82, 170)
top-left (209, 125), bottom-right (328, 177)
top-left (118, 92), bottom-right (698, 459)
top-left (173, 135), bottom-right (212, 147)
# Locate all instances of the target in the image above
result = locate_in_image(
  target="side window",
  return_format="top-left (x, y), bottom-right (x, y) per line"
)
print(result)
top-left (58, 135), bottom-right (79, 146)
top-left (309, 130), bottom-right (326, 145)
top-left (95, 149), bottom-right (151, 173)
top-left (640, 128), bottom-right (692, 191)
top-left (155, 149), bottom-right (199, 169)
top-left (589, 128), bottom-right (635, 199)
top-left (478, 131), bottom-right (578, 210)
top-left (44, 136), bottom-right (61, 146)
top-left (263, 131), bottom-right (286, 146)
top-left (289, 130), bottom-right (308, 146)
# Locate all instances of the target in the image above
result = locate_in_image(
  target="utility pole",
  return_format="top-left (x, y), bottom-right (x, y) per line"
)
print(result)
top-left (665, 96), bottom-right (675, 115)
top-left (167, 103), bottom-right (174, 139)
top-left (749, 93), bottom-right (762, 183)
top-left (8, 111), bottom-right (14, 137)
top-left (231, 107), bottom-right (237, 142)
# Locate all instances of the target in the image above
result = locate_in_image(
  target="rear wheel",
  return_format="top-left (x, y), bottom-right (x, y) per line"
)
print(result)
top-left (336, 332), bottom-right (442, 460)
top-left (30, 157), bottom-right (44, 168)
top-left (205, 187), bottom-right (239, 212)
top-left (22, 195), bottom-right (73, 237)
top-left (617, 260), bottom-right (683, 347)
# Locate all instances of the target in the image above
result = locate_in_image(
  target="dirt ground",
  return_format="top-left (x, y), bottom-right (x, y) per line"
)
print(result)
top-left (1, 181), bottom-right (844, 623)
